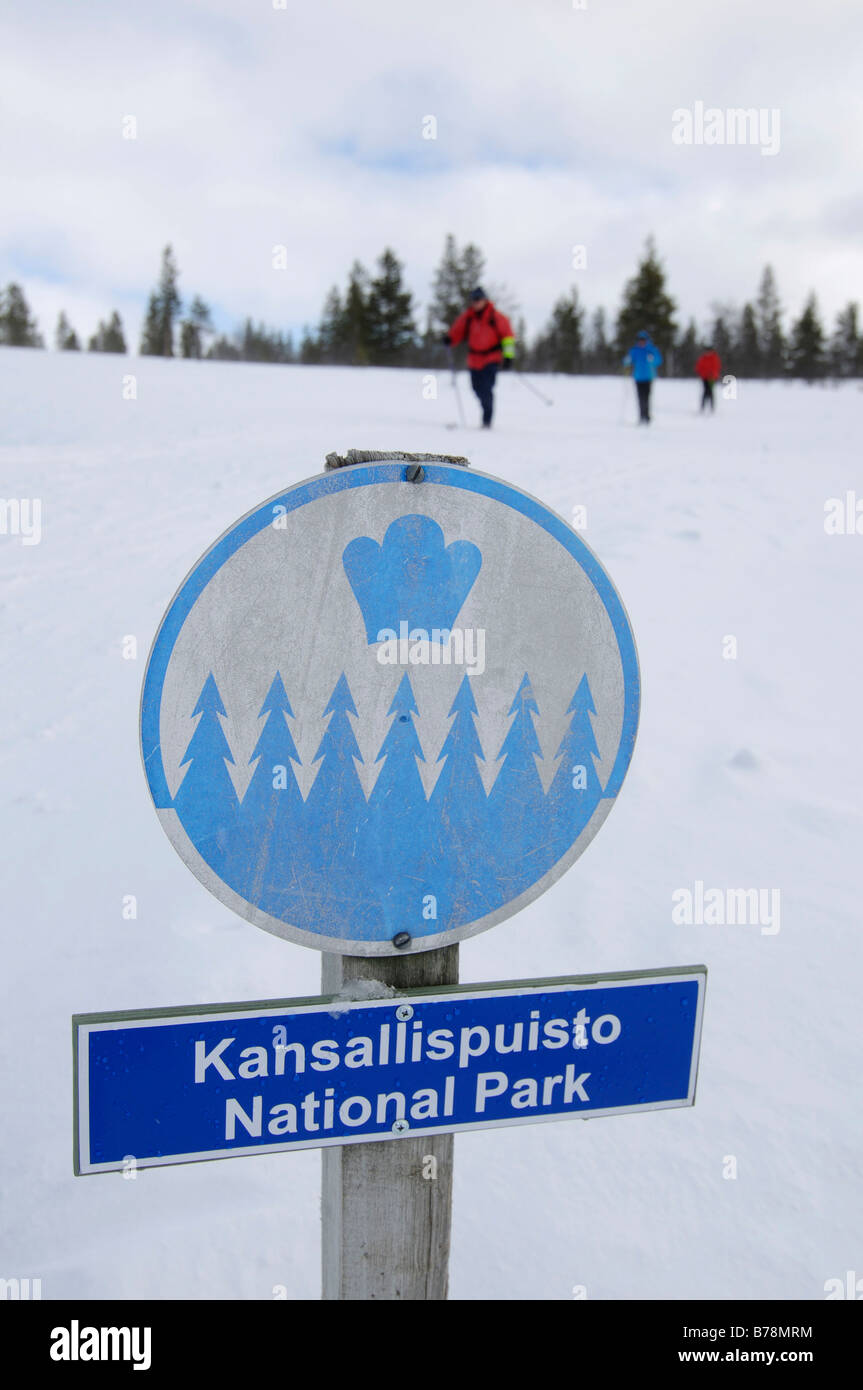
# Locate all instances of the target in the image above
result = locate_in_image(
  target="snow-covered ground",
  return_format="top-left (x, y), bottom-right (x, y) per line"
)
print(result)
top-left (2, 347), bottom-right (861, 1300)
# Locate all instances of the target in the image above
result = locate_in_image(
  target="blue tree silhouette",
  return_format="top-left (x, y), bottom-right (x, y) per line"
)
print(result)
top-left (173, 673), bottom-right (239, 854)
top-left (240, 673), bottom-right (303, 905)
top-left (487, 673), bottom-right (551, 896)
top-left (307, 673), bottom-right (365, 819)
top-left (489, 673), bottom-right (544, 810)
top-left (547, 675), bottom-right (603, 859)
top-left (429, 673), bottom-right (491, 926)
top-left (371, 673), bottom-right (426, 811)
top-left (303, 674), bottom-right (374, 924)
top-left (432, 674), bottom-right (486, 809)
top-left (369, 673), bottom-right (434, 932)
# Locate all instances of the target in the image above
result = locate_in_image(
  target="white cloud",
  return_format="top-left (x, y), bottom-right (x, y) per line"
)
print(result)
top-left (2, 0), bottom-right (861, 347)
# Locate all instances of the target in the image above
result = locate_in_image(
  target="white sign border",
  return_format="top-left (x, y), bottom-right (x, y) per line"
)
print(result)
top-left (140, 462), bottom-right (641, 956)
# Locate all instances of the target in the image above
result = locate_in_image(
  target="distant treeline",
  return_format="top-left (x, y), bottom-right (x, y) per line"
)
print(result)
top-left (2, 234), bottom-right (860, 381)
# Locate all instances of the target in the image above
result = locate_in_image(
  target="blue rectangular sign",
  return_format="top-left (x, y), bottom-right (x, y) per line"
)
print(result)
top-left (73, 967), bottom-right (706, 1173)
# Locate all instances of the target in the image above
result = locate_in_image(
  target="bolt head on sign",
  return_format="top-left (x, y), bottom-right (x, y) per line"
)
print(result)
top-left (140, 461), bottom-right (640, 955)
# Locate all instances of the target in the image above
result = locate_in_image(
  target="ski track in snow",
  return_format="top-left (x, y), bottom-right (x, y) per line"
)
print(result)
top-left (1, 349), bottom-right (861, 1299)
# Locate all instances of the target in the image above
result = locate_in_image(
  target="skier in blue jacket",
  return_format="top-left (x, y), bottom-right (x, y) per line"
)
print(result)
top-left (623, 330), bottom-right (662, 424)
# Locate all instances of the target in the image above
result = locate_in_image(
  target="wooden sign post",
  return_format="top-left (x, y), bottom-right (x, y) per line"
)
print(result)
top-left (321, 945), bottom-right (459, 1300)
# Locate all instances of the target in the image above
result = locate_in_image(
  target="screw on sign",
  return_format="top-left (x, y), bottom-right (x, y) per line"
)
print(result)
top-left (140, 456), bottom-right (640, 956)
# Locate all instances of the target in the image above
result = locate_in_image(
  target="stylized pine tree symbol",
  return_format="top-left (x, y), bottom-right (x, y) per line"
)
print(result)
top-left (482, 672), bottom-right (549, 899)
top-left (367, 673), bottom-right (435, 930)
top-left (548, 675), bottom-right (603, 812)
top-left (427, 673), bottom-right (490, 923)
top-left (173, 673), bottom-right (239, 850)
top-left (431, 674), bottom-right (487, 810)
top-left (371, 673), bottom-right (426, 813)
top-left (239, 673), bottom-right (303, 906)
top-left (306, 673), bottom-right (366, 832)
top-left (489, 673), bottom-right (545, 809)
top-left (244, 673), bottom-right (302, 814)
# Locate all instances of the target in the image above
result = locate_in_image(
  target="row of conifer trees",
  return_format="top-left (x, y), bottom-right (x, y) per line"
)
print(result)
top-left (3, 234), bottom-right (860, 379)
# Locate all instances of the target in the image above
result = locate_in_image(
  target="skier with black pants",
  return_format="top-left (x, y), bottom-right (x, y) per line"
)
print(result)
top-left (443, 288), bottom-right (515, 428)
top-left (622, 330), bottom-right (663, 424)
top-left (696, 346), bottom-right (721, 412)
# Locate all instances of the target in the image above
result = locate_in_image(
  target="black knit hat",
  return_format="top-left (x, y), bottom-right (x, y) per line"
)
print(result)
top-left (470, 287), bottom-right (487, 301)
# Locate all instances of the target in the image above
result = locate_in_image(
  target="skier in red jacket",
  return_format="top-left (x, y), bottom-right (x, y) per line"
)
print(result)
top-left (695, 346), bottom-right (721, 412)
top-left (443, 288), bottom-right (515, 428)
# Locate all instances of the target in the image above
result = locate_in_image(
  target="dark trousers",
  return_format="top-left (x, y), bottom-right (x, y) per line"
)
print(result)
top-left (470, 362), bottom-right (498, 425)
top-left (700, 379), bottom-right (715, 411)
top-left (635, 379), bottom-right (652, 422)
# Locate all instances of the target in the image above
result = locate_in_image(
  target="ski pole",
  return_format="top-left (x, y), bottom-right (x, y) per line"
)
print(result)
top-left (448, 346), bottom-right (467, 426)
top-left (513, 370), bottom-right (553, 406)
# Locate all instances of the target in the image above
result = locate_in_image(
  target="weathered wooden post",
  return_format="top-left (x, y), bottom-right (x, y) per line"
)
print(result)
top-left (321, 946), bottom-right (458, 1300)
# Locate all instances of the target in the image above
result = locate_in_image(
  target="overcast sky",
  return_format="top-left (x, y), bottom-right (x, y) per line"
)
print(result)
top-left (2, 0), bottom-right (861, 349)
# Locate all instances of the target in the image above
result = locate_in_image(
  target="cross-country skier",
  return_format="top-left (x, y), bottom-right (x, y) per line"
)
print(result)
top-left (622, 330), bottom-right (662, 424)
top-left (695, 345), bottom-right (721, 412)
top-left (443, 288), bottom-right (515, 429)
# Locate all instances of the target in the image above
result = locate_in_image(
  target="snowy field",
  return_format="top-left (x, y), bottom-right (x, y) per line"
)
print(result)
top-left (2, 346), bottom-right (861, 1301)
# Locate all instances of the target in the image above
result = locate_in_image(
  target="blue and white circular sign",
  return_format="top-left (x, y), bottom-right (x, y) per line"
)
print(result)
top-left (141, 462), bottom-right (640, 955)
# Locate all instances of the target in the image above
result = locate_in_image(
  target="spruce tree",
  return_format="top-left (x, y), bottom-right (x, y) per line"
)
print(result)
top-left (429, 234), bottom-right (487, 334)
top-left (139, 293), bottom-right (161, 356)
top-left (207, 333), bottom-right (241, 361)
top-left (55, 312), bottom-right (80, 350)
top-left (365, 248), bottom-right (416, 365)
top-left (586, 307), bottom-right (613, 374)
top-left (430, 234), bottom-right (462, 334)
top-left (828, 303), bottom-right (860, 379)
top-left (737, 303), bottom-right (761, 378)
top-left (179, 296), bottom-right (213, 359)
top-left (318, 287), bottom-right (345, 364)
top-left (102, 311), bottom-right (127, 353)
top-left (140, 245), bottom-right (182, 356)
top-left (298, 326), bottom-right (320, 364)
top-left (709, 305), bottom-right (737, 373)
top-left (615, 236), bottom-right (677, 359)
top-left (460, 242), bottom-right (485, 296)
top-left (675, 319), bottom-right (699, 378)
top-left (756, 265), bottom-right (786, 378)
top-left (0, 284), bottom-right (43, 346)
top-left (342, 261), bottom-right (371, 365)
top-left (788, 293), bottom-right (826, 382)
top-left (533, 289), bottom-right (585, 373)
